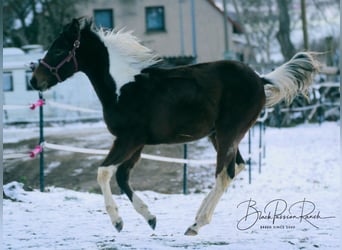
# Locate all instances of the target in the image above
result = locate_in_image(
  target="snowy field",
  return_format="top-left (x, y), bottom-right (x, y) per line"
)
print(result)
top-left (3, 122), bottom-right (341, 249)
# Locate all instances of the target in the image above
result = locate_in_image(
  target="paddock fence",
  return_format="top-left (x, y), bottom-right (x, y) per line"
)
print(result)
top-left (4, 92), bottom-right (273, 193)
top-left (4, 81), bottom-right (338, 193)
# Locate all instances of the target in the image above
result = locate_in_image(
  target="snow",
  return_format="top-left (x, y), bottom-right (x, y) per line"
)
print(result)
top-left (3, 122), bottom-right (341, 249)
top-left (3, 121), bottom-right (107, 144)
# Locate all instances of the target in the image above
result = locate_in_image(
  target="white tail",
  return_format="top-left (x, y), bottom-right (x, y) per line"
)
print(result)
top-left (262, 52), bottom-right (321, 107)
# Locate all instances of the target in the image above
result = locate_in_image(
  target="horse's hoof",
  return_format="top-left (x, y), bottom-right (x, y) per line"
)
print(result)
top-left (114, 219), bottom-right (123, 232)
top-left (148, 216), bottom-right (157, 230)
top-left (184, 227), bottom-right (198, 236)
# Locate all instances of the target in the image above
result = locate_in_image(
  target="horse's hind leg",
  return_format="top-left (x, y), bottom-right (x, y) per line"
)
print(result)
top-left (185, 133), bottom-right (244, 235)
top-left (97, 137), bottom-right (142, 232)
top-left (184, 163), bottom-right (243, 235)
top-left (236, 148), bottom-right (245, 168)
top-left (209, 132), bottom-right (245, 168)
top-left (116, 147), bottom-right (157, 230)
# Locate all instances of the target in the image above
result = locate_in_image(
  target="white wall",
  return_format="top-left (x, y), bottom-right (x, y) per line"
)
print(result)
top-left (3, 51), bottom-right (102, 123)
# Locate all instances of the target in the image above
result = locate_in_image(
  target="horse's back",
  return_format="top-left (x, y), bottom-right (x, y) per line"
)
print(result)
top-left (117, 60), bottom-right (265, 143)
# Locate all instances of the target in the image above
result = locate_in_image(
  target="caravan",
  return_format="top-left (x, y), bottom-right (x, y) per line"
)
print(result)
top-left (3, 46), bottom-right (101, 124)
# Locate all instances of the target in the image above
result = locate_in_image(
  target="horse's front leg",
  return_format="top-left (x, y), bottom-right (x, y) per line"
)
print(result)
top-left (97, 165), bottom-right (123, 231)
top-left (97, 138), bottom-right (142, 232)
top-left (116, 147), bottom-right (157, 230)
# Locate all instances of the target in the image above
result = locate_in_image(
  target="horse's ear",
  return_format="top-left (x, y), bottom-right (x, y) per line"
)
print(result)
top-left (63, 18), bottom-right (80, 41)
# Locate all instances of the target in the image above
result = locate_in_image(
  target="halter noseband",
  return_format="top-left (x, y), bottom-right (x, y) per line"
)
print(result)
top-left (39, 33), bottom-right (80, 82)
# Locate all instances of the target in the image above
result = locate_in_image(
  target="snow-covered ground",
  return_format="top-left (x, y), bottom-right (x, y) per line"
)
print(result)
top-left (3, 122), bottom-right (341, 249)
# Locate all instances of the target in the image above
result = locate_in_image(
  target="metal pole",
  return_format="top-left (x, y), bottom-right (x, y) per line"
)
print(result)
top-left (183, 144), bottom-right (188, 194)
top-left (179, 0), bottom-right (185, 55)
top-left (258, 122), bottom-right (262, 174)
top-left (248, 130), bottom-right (252, 184)
top-left (223, 0), bottom-right (229, 53)
top-left (39, 92), bottom-right (45, 192)
top-left (263, 122), bottom-right (266, 159)
top-left (190, 0), bottom-right (197, 63)
top-left (223, 0), bottom-right (234, 59)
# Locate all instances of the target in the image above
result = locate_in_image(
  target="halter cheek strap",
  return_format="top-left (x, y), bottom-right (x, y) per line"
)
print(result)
top-left (40, 34), bottom-right (80, 82)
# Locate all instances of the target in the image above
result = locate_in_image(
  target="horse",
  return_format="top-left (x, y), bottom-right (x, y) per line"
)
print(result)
top-left (30, 18), bottom-right (320, 235)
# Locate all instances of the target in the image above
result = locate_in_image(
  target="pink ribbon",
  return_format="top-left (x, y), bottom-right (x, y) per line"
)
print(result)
top-left (30, 99), bottom-right (45, 110)
top-left (30, 145), bottom-right (43, 158)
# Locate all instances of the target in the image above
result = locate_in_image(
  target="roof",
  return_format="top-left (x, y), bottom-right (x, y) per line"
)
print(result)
top-left (3, 48), bottom-right (25, 56)
top-left (206, 0), bottom-right (244, 33)
top-left (3, 48), bottom-right (44, 70)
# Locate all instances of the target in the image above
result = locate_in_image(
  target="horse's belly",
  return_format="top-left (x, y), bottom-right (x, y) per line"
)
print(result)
top-left (146, 110), bottom-right (215, 144)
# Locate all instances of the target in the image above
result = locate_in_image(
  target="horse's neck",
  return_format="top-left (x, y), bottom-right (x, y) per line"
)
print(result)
top-left (79, 31), bottom-right (118, 109)
top-left (87, 71), bottom-right (118, 109)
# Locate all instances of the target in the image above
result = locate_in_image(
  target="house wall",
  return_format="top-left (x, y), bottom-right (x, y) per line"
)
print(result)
top-left (76, 0), bottom-right (235, 63)
top-left (3, 0), bottom-right (244, 123)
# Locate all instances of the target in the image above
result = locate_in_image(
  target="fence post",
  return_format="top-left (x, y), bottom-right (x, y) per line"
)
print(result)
top-left (263, 122), bottom-right (266, 159)
top-left (248, 130), bottom-right (252, 184)
top-left (39, 92), bottom-right (45, 192)
top-left (183, 144), bottom-right (188, 194)
top-left (258, 122), bottom-right (262, 174)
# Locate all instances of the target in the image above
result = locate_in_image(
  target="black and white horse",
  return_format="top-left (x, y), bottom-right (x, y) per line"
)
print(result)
top-left (30, 18), bottom-right (320, 235)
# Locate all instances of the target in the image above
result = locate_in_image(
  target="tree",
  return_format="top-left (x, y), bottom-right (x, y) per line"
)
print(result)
top-left (275, 0), bottom-right (296, 60)
top-left (231, 0), bottom-right (279, 64)
top-left (3, 0), bottom-right (38, 46)
top-left (3, 0), bottom-right (87, 49)
top-left (300, 0), bottom-right (309, 50)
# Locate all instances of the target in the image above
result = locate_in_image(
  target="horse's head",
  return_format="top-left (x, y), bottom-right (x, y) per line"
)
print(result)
top-left (30, 18), bottom-right (81, 91)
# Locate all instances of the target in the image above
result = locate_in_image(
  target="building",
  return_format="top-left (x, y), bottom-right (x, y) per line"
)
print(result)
top-left (76, 0), bottom-right (246, 63)
top-left (3, 48), bottom-right (102, 123)
top-left (3, 0), bottom-right (249, 123)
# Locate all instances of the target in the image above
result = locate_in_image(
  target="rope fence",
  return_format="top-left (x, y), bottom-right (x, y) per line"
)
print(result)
top-left (46, 100), bottom-right (102, 114)
top-left (3, 93), bottom-right (278, 192)
top-left (5, 80), bottom-right (339, 191)
top-left (43, 142), bottom-right (218, 165)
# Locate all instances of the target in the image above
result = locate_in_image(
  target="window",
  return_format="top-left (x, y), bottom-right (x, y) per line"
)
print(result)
top-left (94, 9), bottom-right (114, 29)
top-left (3, 72), bottom-right (13, 91)
top-left (145, 6), bottom-right (165, 32)
top-left (26, 71), bottom-right (34, 91)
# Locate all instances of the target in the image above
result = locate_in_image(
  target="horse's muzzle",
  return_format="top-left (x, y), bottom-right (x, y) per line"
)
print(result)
top-left (29, 77), bottom-right (39, 90)
top-left (29, 76), bottom-right (48, 91)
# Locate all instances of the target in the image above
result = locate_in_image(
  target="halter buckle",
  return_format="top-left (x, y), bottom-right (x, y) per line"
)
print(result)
top-left (73, 40), bottom-right (80, 48)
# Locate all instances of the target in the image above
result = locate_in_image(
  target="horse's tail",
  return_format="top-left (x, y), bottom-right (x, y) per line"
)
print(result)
top-left (261, 52), bottom-right (321, 107)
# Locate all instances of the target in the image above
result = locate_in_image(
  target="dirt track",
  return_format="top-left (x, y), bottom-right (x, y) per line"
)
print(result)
top-left (3, 124), bottom-right (218, 194)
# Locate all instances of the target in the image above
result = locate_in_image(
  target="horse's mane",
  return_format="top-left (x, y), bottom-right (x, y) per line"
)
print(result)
top-left (96, 28), bottom-right (160, 67)
top-left (82, 18), bottom-right (161, 89)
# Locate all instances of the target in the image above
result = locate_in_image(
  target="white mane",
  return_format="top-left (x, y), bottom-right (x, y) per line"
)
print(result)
top-left (96, 28), bottom-right (160, 94)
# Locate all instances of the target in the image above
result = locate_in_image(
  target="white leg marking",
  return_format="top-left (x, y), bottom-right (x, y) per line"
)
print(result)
top-left (132, 193), bottom-right (155, 221)
top-left (185, 163), bottom-right (245, 235)
top-left (97, 166), bottom-right (123, 230)
top-left (132, 193), bottom-right (156, 229)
